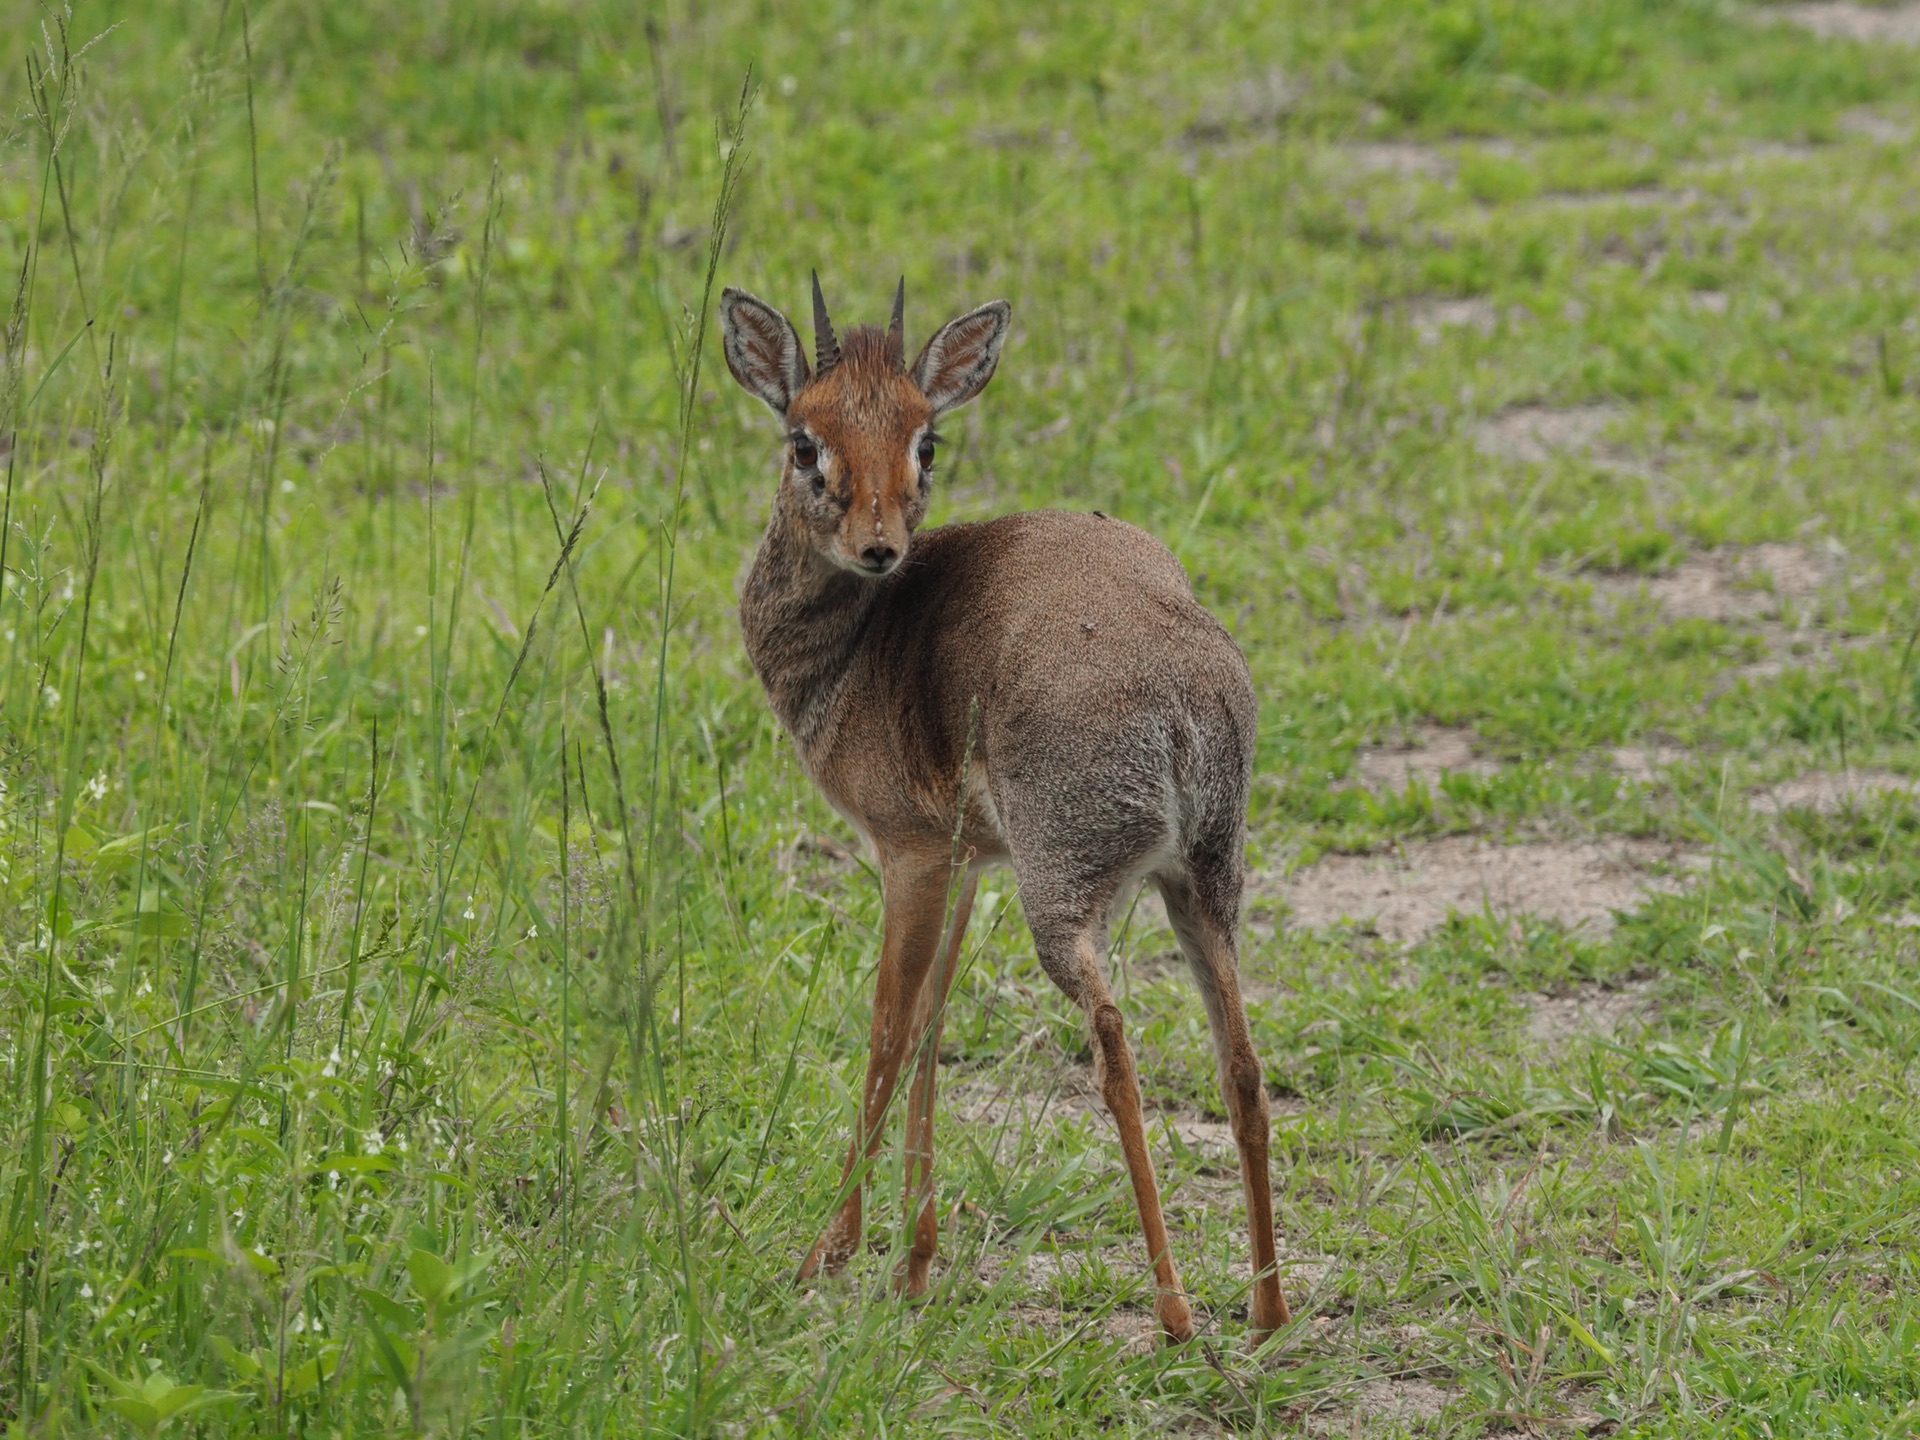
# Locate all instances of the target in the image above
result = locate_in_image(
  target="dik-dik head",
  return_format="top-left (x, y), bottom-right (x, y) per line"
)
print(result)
top-left (721, 275), bottom-right (1011, 577)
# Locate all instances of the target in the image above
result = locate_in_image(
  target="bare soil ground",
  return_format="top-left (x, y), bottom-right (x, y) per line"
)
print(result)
top-left (1268, 837), bottom-right (1703, 943)
top-left (1341, 141), bottom-right (1456, 179)
top-left (1526, 979), bottom-right (1659, 1047)
top-left (1475, 404), bottom-right (1625, 465)
top-left (1404, 296), bottom-right (1499, 346)
top-left (1751, 769), bottom-right (1920, 815)
top-left (1303, 1377), bottom-right (1455, 1436)
top-left (1530, 186), bottom-right (1698, 211)
top-left (1839, 106), bottom-right (1915, 143)
top-left (1610, 742), bottom-right (1692, 783)
top-left (1772, 3), bottom-right (1920, 45)
top-left (1347, 724), bottom-right (1500, 792)
top-left (1594, 541), bottom-right (1844, 624)
top-left (1007, 1302), bottom-right (1162, 1356)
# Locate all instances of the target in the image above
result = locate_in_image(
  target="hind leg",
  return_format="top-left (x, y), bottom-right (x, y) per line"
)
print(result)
top-left (1157, 870), bottom-right (1292, 1346)
top-left (1029, 913), bottom-right (1194, 1343)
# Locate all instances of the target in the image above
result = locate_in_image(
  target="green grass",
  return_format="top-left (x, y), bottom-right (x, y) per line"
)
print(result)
top-left (2, 0), bottom-right (1919, 1433)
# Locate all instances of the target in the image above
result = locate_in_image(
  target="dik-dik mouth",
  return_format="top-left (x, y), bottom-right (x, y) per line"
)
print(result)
top-left (843, 543), bottom-right (902, 577)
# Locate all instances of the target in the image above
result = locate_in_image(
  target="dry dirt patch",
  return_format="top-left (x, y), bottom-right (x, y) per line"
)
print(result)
top-left (1839, 107), bottom-right (1915, 143)
top-left (1346, 724), bottom-right (1499, 792)
top-left (1405, 296), bottom-right (1499, 345)
top-left (1476, 403), bottom-right (1624, 464)
top-left (1271, 837), bottom-right (1700, 943)
top-left (1531, 186), bottom-right (1697, 211)
top-left (1009, 1302), bottom-right (1162, 1355)
top-left (1772, 3), bottom-right (1920, 45)
top-left (1342, 141), bottom-right (1455, 179)
top-left (1527, 980), bottom-right (1657, 1046)
top-left (1183, 67), bottom-right (1298, 144)
top-left (1702, 140), bottom-right (1824, 175)
top-left (1305, 1378), bottom-right (1455, 1436)
top-left (1595, 541), bottom-right (1842, 624)
top-left (1611, 742), bottom-right (1691, 783)
top-left (1752, 770), bottom-right (1919, 815)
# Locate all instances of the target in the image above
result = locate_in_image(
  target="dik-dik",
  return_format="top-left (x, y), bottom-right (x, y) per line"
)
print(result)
top-left (720, 276), bottom-right (1289, 1346)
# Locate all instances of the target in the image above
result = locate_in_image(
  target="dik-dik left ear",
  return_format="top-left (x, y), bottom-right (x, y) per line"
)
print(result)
top-left (720, 287), bottom-right (809, 415)
top-left (911, 300), bottom-right (1012, 417)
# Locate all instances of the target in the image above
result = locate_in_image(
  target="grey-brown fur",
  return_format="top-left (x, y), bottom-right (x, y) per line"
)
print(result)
top-left (721, 278), bottom-right (1289, 1344)
top-left (743, 507), bottom-right (1257, 992)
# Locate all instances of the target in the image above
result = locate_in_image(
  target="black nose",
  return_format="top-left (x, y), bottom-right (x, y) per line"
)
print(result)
top-left (860, 543), bottom-right (899, 572)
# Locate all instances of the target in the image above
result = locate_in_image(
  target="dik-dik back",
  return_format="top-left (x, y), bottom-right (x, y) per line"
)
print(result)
top-left (721, 276), bottom-right (1289, 1347)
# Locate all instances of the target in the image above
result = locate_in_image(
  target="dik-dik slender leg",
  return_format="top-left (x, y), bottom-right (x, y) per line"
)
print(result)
top-left (1042, 928), bottom-right (1195, 1343)
top-left (1158, 874), bottom-right (1291, 1346)
top-left (896, 863), bottom-right (981, 1297)
top-left (798, 849), bottom-right (951, 1282)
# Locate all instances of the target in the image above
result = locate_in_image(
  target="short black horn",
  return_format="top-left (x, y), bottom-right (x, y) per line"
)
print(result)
top-left (887, 276), bottom-right (906, 367)
top-left (811, 270), bottom-right (840, 374)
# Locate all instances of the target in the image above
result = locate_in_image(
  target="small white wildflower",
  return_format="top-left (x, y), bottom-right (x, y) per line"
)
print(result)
top-left (364, 1131), bottom-right (382, 1156)
top-left (280, 479), bottom-right (296, 494)
top-left (525, 923), bottom-right (538, 940)
top-left (462, 894), bottom-right (476, 920)
top-left (79, 1283), bottom-right (93, 1299)
top-left (291, 1311), bottom-right (306, 1333)
top-left (327, 1170), bottom-right (340, 1190)
top-left (133, 668), bottom-right (147, 683)
top-left (232, 1208), bottom-right (245, 1223)
top-left (161, 1151), bottom-right (173, 1166)
top-left (778, 74), bottom-right (797, 96)
top-left (84, 772), bottom-right (107, 802)
top-left (414, 625), bottom-right (428, 638)
top-left (42, 684), bottom-right (59, 710)
top-left (322, 1046), bottom-right (339, 1078)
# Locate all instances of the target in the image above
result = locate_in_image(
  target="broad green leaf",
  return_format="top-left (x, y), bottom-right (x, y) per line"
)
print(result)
top-left (282, 1343), bottom-right (341, 1398)
top-left (407, 1247), bottom-right (455, 1304)
top-left (357, 1284), bottom-right (418, 1330)
top-left (206, 1335), bottom-right (262, 1378)
top-left (240, 1247), bottom-right (280, 1278)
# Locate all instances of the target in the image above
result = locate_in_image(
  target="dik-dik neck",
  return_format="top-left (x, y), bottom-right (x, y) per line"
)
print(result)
top-left (739, 496), bottom-right (885, 751)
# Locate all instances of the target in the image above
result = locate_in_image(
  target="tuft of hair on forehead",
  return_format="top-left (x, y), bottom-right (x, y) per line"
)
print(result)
top-left (816, 326), bottom-right (909, 387)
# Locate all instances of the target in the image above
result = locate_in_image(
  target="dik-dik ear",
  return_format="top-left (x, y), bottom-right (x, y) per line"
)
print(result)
top-left (720, 287), bottom-right (809, 415)
top-left (911, 300), bottom-right (1012, 417)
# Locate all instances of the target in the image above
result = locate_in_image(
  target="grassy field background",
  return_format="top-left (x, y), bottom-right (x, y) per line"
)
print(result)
top-left (2, 0), bottom-right (1919, 1433)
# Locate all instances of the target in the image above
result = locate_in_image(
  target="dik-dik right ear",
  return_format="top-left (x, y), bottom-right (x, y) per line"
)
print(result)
top-left (720, 287), bottom-right (809, 415)
top-left (911, 300), bottom-right (1012, 417)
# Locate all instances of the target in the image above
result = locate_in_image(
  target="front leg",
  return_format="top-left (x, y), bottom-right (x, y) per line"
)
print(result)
top-left (798, 847), bottom-right (952, 1281)
top-left (898, 862), bottom-right (981, 1297)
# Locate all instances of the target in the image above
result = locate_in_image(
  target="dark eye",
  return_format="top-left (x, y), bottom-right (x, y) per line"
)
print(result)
top-left (792, 438), bottom-right (818, 470)
top-left (916, 437), bottom-right (937, 469)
